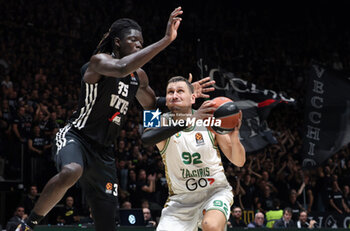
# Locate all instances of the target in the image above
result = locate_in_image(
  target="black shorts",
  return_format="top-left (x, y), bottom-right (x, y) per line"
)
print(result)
top-left (53, 124), bottom-right (118, 202)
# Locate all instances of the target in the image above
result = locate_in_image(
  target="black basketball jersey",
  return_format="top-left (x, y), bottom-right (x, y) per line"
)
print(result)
top-left (69, 63), bottom-right (140, 146)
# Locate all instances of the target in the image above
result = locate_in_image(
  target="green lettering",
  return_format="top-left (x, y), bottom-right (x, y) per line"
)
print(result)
top-left (185, 169), bottom-right (191, 178)
top-left (198, 168), bottom-right (203, 177)
top-left (205, 167), bottom-right (210, 176)
top-left (223, 203), bottom-right (228, 215)
top-left (192, 170), bottom-right (197, 177)
top-left (213, 200), bottom-right (223, 207)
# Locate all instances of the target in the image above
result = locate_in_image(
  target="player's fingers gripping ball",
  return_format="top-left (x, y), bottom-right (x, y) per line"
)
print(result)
top-left (207, 97), bottom-right (242, 135)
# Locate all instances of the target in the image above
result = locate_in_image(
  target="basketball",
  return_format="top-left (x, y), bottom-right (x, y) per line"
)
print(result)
top-left (208, 97), bottom-right (241, 135)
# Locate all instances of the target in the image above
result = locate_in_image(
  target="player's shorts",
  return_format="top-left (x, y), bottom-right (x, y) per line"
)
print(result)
top-left (52, 124), bottom-right (118, 202)
top-left (157, 185), bottom-right (233, 231)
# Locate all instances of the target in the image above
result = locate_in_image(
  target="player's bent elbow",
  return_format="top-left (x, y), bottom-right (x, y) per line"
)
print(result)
top-left (115, 63), bottom-right (132, 77)
top-left (232, 158), bottom-right (246, 167)
top-left (234, 161), bottom-right (245, 167)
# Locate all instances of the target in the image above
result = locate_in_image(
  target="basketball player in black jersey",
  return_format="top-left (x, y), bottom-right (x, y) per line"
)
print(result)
top-left (17, 7), bottom-right (214, 231)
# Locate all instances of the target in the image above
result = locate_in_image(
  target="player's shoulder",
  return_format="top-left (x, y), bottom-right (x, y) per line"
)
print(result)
top-left (90, 53), bottom-right (114, 64)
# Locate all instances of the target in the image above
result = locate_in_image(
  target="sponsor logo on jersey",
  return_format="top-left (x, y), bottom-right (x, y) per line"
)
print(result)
top-left (181, 167), bottom-right (210, 179)
top-left (130, 73), bottom-right (138, 85)
top-left (185, 177), bottom-right (215, 191)
top-left (109, 94), bottom-right (129, 115)
top-left (175, 132), bottom-right (181, 138)
top-left (195, 133), bottom-right (205, 145)
top-left (108, 111), bottom-right (121, 125)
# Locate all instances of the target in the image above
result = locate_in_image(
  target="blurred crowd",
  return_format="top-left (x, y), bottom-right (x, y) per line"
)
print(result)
top-left (1, 0), bottom-right (350, 229)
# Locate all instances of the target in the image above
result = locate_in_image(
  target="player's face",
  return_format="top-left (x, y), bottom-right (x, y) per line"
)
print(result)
top-left (166, 81), bottom-right (195, 113)
top-left (117, 29), bottom-right (143, 57)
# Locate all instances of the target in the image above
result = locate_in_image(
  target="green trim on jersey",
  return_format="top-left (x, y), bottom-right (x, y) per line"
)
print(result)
top-left (206, 208), bottom-right (229, 221)
top-left (160, 138), bottom-right (170, 155)
top-left (183, 124), bottom-right (195, 132)
top-left (207, 129), bottom-right (218, 149)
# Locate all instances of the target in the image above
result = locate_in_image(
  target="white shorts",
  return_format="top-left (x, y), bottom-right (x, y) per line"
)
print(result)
top-left (157, 186), bottom-right (233, 231)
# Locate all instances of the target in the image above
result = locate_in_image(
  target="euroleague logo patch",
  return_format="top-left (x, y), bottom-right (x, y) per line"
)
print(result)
top-left (105, 182), bottom-right (113, 194)
top-left (195, 132), bottom-right (205, 146)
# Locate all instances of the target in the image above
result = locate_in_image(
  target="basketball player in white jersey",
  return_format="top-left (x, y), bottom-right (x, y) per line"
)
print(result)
top-left (142, 76), bottom-right (246, 231)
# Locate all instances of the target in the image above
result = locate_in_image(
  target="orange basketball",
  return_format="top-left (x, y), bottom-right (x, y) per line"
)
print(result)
top-left (208, 97), bottom-right (241, 135)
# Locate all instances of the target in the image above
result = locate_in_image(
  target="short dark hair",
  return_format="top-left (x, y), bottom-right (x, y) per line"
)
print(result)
top-left (167, 76), bottom-right (194, 93)
top-left (94, 18), bottom-right (141, 54)
top-left (283, 207), bottom-right (292, 215)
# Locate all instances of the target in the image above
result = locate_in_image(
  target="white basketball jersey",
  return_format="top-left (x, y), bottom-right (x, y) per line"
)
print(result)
top-left (160, 123), bottom-right (230, 195)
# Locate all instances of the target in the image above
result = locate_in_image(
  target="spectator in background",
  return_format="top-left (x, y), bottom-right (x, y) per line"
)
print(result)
top-left (141, 199), bottom-right (150, 209)
top-left (121, 201), bottom-right (132, 209)
top-left (328, 180), bottom-right (350, 214)
top-left (6, 206), bottom-right (27, 231)
top-left (273, 207), bottom-right (296, 228)
top-left (255, 184), bottom-right (275, 213)
top-left (241, 171), bottom-right (256, 210)
top-left (21, 185), bottom-right (39, 214)
top-left (56, 196), bottom-right (80, 225)
top-left (343, 185), bottom-right (350, 209)
top-left (12, 106), bottom-right (32, 143)
top-left (27, 125), bottom-right (49, 188)
top-left (1, 99), bottom-right (13, 125)
top-left (154, 158), bottom-right (168, 207)
top-left (228, 206), bottom-right (246, 228)
top-left (135, 169), bottom-right (156, 208)
top-left (247, 212), bottom-right (265, 228)
top-left (116, 159), bottom-right (129, 191)
top-left (143, 207), bottom-right (156, 227)
top-left (265, 198), bottom-right (283, 228)
top-left (127, 169), bottom-right (138, 206)
top-left (296, 210), bottom-right (317, 229)
top-left (296, 174), bottom-right (315, 213)
top-left (1, 75), bottom-right (13, 96)
top-left (34, 68), bottom-right (47, 84)
top-left (285, 189), bottom-right (304, 221)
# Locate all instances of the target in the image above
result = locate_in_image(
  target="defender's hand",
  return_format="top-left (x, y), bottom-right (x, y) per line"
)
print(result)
top-left (165, 7), bottom-right (183, 42)
top-left (188, 73), bottom-right (215, 99)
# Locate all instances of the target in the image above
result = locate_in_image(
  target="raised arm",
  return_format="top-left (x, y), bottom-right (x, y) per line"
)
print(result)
top-left (85, 7), bottom-right (183, 83)
top-left (136, 69), bottom-right (156, 110)
top-left (216, 112), bottom-right (246, 167)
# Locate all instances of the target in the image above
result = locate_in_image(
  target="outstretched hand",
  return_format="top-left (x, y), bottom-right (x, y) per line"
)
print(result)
top-left (188, 73), bottom-right (215, 99)
top-left (165, 7), bottom-right (183, 42)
